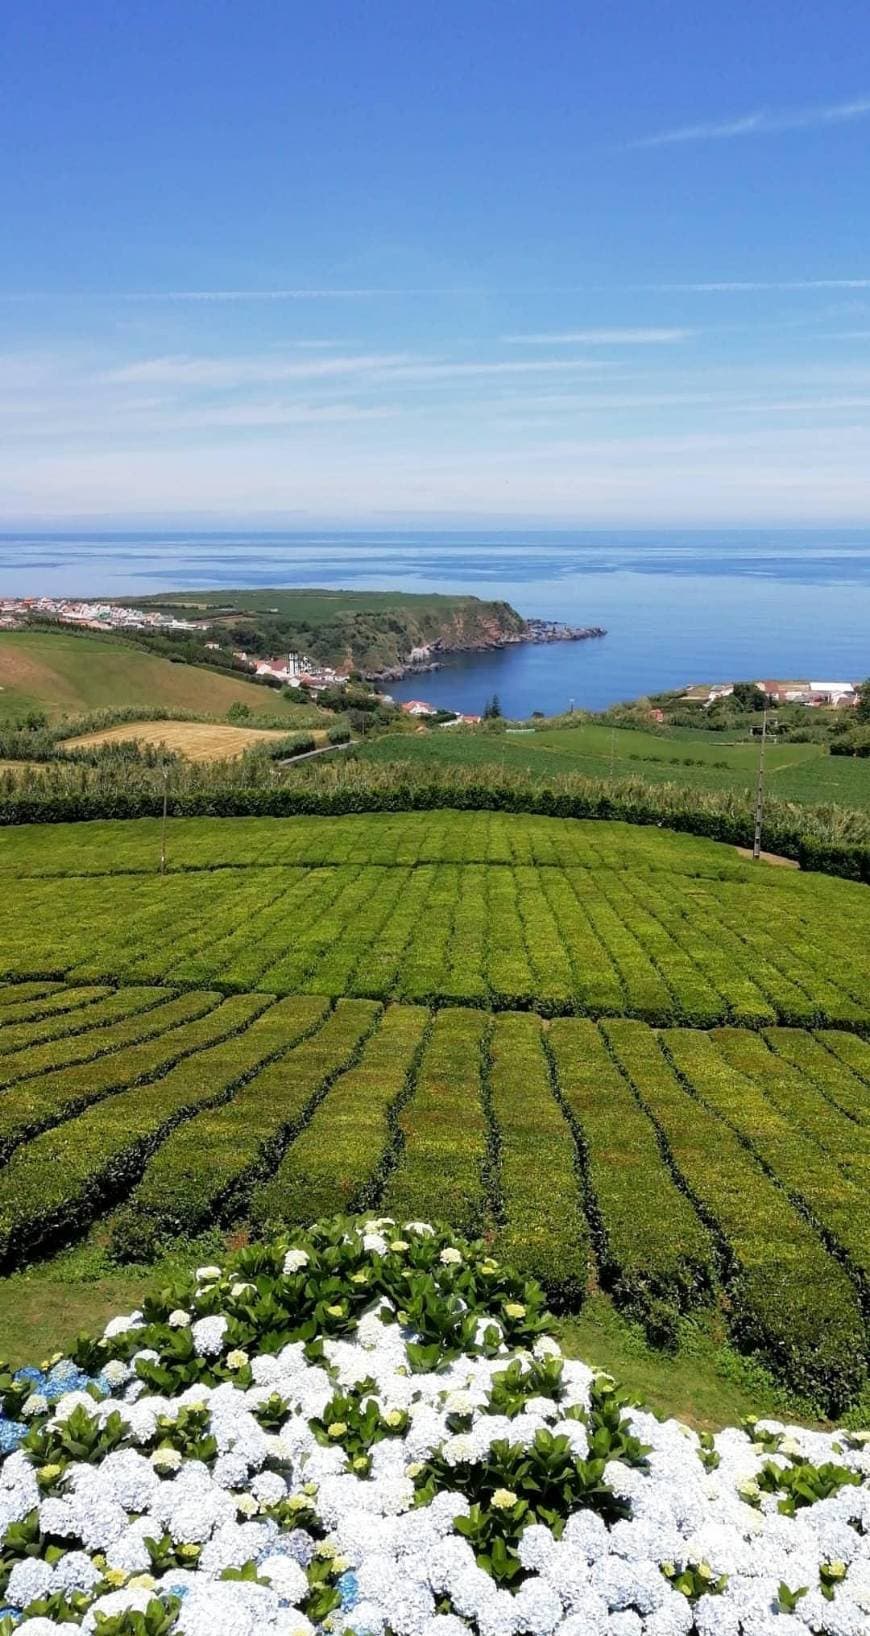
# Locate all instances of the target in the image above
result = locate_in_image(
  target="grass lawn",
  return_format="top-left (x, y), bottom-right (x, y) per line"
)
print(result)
top-left (0, 630), bottom-right (327, 725)
top-left (0, 1242), bottom-right (846, 1431)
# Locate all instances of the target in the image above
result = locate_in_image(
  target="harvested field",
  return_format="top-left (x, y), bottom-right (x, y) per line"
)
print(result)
top-left (61, 719), bottom-right (308, 761)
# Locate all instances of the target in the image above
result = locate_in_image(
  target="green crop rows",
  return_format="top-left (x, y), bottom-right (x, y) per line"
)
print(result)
top-left (3, 812), bottom-right (870, 1026)
top-left (1, 809), bottom-right (869, 1412)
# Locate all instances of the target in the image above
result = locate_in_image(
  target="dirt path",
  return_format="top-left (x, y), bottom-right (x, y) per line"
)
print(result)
top-left (735, 846), bottom-right (800, 869)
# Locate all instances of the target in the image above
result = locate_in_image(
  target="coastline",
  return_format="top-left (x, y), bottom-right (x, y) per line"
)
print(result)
top-left (365, 618), bottom-right (606, 682)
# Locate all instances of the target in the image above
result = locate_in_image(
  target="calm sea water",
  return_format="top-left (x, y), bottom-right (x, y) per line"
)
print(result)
top-left (3, 529), bottom-right (870, 716)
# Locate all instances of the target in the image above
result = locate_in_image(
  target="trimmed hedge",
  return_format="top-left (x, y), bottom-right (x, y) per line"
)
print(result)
top-left (248, 994), bottom-right (390, 1230)
top-left (712, 1027), bottom-right (870, 1192)
top-left (0, 991), bottom-right (225, 1165)
top-left (382, 1007), bottom-right (490, 1235)
top-left (108, 995), bottom-right (336, 1255)
top-left (3, 756), bottom-right (870, 883)
top-left (0, 984), bottom-right (110, 1036)
top-left (604, 1019), bottom-right (867, 1413)
top-left (663, 1029), bottom-right (870, 1291)
top-left (0, 985), bottom-right (168, 1067)
top-left (766, 1029), bottom-right (870, 1126)
top-left (487, 1012), bottom-right (589, 1308)
top-left (0, 993), bottom-right (275, 1267)
top-left (248, 1002), bottom-right (423, 1229)
top-left (547, 1019), bottom-right (716, 1340)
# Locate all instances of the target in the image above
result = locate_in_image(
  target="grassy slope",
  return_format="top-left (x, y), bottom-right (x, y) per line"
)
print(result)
top-left (358, 721), bottom-right (870, 806)
top-left (0, 630), bottom-right (323, 725)
top-left (0, 1242), bottom-right (830, 1430)
top-left (130, 587), bottom-right (511, 622)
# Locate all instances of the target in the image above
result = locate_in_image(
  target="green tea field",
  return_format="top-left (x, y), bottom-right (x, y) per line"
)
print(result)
top-left (1, 809), bottom-right (868, 1411)
top-left (358, 720), bottom-right (870, 807)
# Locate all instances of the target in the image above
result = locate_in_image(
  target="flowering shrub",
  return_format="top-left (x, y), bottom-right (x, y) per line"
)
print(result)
top-left (0, 1216), bottom-right (866, 1636)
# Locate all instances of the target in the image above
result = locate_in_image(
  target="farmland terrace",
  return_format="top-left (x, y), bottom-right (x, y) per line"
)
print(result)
top-left (0, 808), bottom-right (869, 1414)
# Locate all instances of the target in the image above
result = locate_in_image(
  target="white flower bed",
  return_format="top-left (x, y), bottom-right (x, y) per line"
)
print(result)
top-left (0, 1218), bottom-right (867, 1636)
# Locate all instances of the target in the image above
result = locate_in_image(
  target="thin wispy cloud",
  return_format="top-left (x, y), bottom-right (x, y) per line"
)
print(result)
top-left (101, 353), bottom-right (621, 389)
top-left (645, 279), bottom-right (870, 292)
top-left (630, 95), bottom-right (870, 149)
top-left (101, 353), bottom-right (416, 386)
top-left (503, 328), bottom-right (690, 345)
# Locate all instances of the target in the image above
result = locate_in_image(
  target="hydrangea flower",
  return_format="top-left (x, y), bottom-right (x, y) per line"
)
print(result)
top-left (0, 1218), bottom-right (865, 1635)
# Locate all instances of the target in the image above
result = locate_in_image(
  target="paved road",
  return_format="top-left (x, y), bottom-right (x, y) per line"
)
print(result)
top-left (276, 740), bottom-right (353, 767)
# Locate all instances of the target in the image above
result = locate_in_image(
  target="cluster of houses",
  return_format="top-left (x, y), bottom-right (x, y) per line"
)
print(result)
top-left (400, 699), bottom-right (482, 725)
top-left (237, 650), bottom-right (341, 692)
top-left (682, 679), bottom-right (862, 710)
top-left (0, 596), bottom-right (201, 633)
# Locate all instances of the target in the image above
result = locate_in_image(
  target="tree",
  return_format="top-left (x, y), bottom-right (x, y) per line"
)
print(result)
top-left (226, 701), bottom-right (252, 722)
top-left (856, 678), bottom-right (870, 722)
top-left (483, 694), bottom-right (503, 719)
top-left (731, 681), bottom-right (766, 712)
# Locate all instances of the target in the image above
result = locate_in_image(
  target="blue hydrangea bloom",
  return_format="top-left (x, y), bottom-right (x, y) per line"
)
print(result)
top-left (0, 1420), bottom-right (26, 1453)
top-left (45, 1362), bottom-right (93, 1400)
top-left (338, 1570), bottom-right (360, 1611)
top-left (13, 1366), bottom-right (45, 1388)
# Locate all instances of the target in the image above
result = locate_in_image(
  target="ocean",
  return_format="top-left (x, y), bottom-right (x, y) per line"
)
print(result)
top-left (3, 528), bottom-right (870, 717)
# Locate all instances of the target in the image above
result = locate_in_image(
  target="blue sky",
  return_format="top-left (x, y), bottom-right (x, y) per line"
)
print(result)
top-left (1, 0), bottom-right (869, 526)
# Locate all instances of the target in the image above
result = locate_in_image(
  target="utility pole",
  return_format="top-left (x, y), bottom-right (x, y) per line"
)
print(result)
top-left (609, 727), bottom-right (616, 778)
top-left (159, 761), bottom-right (169, 876)
top-left (568, 697), bottom-right (575, 715)
top-left (752, 708), bottom-right (772, 861)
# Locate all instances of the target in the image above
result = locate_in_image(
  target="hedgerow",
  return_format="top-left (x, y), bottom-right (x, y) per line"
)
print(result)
top-left (5, 754), bottom-right (870, 882)
top-left (114, 998), bottom-right (378, 1254)
top-left (624, 872), bottom-right (778, 1027)
top-left (547, 1019), bottom-right (716, 1340)
top-left (604, 1019), bottom-right (867, 1412)
top-left (248, 1003), bottom-right (428, 1229)
top-left (536, 867), bottom-right (626, 1014)
top-left (483, 867), bottom-right (535, 1008)
top-left (0, 992), bottom-right (232, 1164)
top-left (766, 1028), bottom-right (870, 1126)
top-left (0, 994), bottom-right (273, 1262)
top-left (712, 1027), bottom-right (870, 1192)
top-left (382, 1007), bottom-right (490, 1235)
top-left (0, 981), bottom-right (97, 1023)
top-left (580, 888), bottom-right (675, 1022)
top-left (0, 984), bottom-right (111, 1037)
top-left (107, 995), bottom-right (336, 1256)
top-left (663, 1029), bottom-right (870, 1295)
top-left (0, 986), bottom-right (168, 1077)
top-left (487, 1012), bottom-right (589, 1308)
top-left (806, 1028), bottom-right (870, 1093)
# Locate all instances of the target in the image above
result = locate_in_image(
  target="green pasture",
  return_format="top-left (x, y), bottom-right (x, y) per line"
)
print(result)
top-left (357, 721), bottom-right (870, 805)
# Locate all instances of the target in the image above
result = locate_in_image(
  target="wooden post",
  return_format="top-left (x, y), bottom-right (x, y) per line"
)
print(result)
top-left (159, 762), bottom-right (169, 875)
top-left (752, 709), bottom-right (768, 861)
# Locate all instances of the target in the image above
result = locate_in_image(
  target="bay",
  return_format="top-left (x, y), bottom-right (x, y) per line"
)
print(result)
top-left (2, 528), bottom-right (870, 716)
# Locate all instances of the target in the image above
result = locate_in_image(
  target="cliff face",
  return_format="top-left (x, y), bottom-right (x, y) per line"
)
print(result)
top-left (313, 598), bottom-right (526, 674)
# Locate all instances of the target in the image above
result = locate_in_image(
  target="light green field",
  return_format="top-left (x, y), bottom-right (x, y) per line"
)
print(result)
top-left (358, 719), bottom-right (870, 806)
top-left (0, 630), bottom-right (324, 725)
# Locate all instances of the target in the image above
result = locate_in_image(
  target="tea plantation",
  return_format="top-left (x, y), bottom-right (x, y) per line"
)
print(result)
top-left (1, 809), bottom-right (869, 1411)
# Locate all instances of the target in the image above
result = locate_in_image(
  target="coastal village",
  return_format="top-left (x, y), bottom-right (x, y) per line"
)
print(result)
top-left (682, 679), bottom-right (862, 709)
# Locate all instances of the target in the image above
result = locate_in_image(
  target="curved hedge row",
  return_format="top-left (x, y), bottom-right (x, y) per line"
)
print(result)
top-left (2, 758), bottom-right (870, 881)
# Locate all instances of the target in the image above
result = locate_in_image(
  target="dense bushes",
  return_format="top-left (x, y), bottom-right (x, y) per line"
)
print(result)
top-left (3, 756), bottom-right (870, 883)
top-left (604, 1020), bottom-right (867, 1413)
